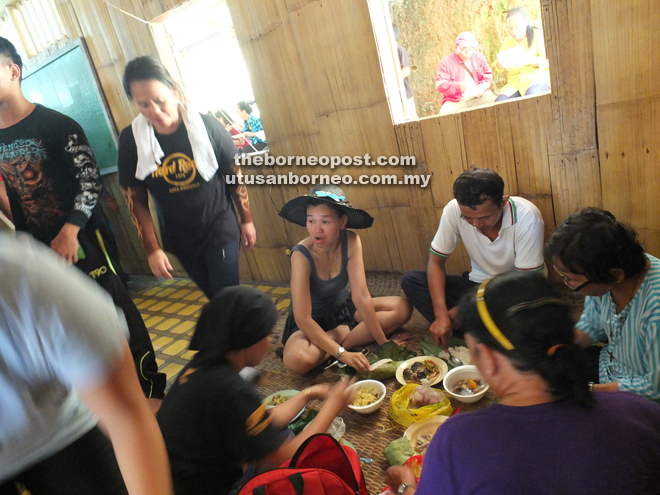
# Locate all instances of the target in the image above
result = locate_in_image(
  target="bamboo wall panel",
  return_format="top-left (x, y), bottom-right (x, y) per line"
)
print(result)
top-left (542, 0), bottom-right (598, 155)
top-left (591, 0), bottom-right (660, 254)
top-left (597, 98), bottom-right (660, 229)
top-left (590, 0), bottom-right (657, 107)
top-left (548, 150), bottom-right (601, 225)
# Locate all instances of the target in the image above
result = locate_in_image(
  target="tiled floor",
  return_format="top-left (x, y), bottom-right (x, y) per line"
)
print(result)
top-left (128, 276), bottom-right (293, 388)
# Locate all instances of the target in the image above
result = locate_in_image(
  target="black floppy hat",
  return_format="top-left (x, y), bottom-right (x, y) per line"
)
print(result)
top-left (278, 184), bottom-right (374, 229)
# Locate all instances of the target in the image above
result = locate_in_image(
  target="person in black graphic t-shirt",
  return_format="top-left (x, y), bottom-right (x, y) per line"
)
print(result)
top-left (0, 37), bottom-right (165, 408)
top-left (117, 56), bottom-right (255, 300)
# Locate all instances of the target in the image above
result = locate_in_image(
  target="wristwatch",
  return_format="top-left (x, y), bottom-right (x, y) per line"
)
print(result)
top-left (398, 483), bottom-right (415, 495)
top-left (587, 381), bottom-right (594, 392)
top-left (336, 346), bottom-right (345, 360)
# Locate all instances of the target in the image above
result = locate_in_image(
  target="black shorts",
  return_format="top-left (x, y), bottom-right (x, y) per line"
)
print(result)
top-left (282, 290), bottom-right (357, 345)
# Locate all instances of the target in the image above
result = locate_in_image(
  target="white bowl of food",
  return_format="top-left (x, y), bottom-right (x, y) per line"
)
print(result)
top-left (442, 365), bottom-right (489, 404)
top-left (347, 379), bottom-right (387, 415)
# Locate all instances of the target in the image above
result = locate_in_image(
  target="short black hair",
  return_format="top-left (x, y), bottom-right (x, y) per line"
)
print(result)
top-left (0, 37), bottom-right (23, 82)
top-left (453, 168), bottom-right (505, 208)
top-left (123, 56), bottom-right (177, 100)
top-left (545, 207), bottom-right (647, 283)
top-left (237, 101), bottom-right (252, 114)
top-left (458, 271), bottom-right (593, 407)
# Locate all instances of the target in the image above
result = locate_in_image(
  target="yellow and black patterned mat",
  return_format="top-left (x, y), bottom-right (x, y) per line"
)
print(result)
top-left (129, 277), bottom-right (292, 386)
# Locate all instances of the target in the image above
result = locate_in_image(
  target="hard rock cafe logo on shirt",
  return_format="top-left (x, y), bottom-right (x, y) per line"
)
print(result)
top-left (151, 153), bottom-right (198, 190)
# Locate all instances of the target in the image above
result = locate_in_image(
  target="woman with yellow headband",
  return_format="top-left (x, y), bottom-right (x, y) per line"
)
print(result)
top-left (385, 271), bottom-right (660, 495)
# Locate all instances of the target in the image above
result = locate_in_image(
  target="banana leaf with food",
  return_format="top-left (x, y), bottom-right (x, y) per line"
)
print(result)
top-left (384, 436), bottom-right (415, 466)
top-left (338, 341), bottom-right (417, 380)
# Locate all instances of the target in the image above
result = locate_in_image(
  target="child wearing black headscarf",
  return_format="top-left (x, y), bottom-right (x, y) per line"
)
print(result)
top-left (157, 286), bottom-right (354, 495)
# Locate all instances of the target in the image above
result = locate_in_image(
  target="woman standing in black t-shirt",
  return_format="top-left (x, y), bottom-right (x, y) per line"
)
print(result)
top-left (117, 57), bottom-right (256, 299)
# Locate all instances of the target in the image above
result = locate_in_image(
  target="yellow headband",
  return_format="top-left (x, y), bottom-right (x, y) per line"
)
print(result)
top-left (476, 278), bottom-right (515, 351)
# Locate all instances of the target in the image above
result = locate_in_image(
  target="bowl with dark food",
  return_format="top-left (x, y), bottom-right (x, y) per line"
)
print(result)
top-left (396, 356), bottom-right (448, 386)
top-left (347, 379), bottom-right (387, 415)
top-left (442, 365), bottom-right (489, 404)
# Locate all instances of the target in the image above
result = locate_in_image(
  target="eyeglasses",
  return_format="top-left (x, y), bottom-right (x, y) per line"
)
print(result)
top-left (557, 272), bottom-right (592, 292)
top-left (570, 279), bottom-right (592, 292)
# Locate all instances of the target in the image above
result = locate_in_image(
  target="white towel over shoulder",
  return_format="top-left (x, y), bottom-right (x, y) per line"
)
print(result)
top-left (131, 103), bottom-right (218, 181)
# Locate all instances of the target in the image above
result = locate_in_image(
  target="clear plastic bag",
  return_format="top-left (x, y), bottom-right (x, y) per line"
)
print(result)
top-left (389, 382), bottom-right (453, 427)
top-left (326, 416), bottom-right (346, 440)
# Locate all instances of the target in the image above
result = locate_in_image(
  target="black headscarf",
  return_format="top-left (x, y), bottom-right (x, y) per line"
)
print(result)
top-left (189, 286), bottom-right (278, 361)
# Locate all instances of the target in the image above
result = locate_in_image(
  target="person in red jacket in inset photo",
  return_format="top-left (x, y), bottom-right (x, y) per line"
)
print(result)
top-left (435, 32), bottom-right (496, 115)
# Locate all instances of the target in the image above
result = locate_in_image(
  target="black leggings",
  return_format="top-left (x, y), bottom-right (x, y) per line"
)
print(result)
top-left (495, 83), bottom-right (550, 101)
top-left (0, 427), bottom-right (128, 495)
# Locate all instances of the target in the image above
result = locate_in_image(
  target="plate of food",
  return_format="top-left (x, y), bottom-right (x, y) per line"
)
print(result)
top-left (404, 415), bottom-right (450, 455)
top-left (262, 390), bottom-right (305, 423)
top-left (396, 356), bottom-right (448, 386)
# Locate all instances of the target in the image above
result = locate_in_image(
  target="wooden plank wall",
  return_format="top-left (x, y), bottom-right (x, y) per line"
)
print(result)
top-left (591, 0), bottom-right (660, 255)
top-left (39, 0), bottom-right (656, 281)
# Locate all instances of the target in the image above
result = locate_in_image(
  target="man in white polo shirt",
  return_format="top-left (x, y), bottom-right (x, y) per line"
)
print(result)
top-left (401, 168), bottom-right (544, 347)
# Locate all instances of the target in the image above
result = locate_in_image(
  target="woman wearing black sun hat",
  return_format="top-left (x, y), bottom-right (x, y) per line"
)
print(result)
top-left (278, 184), bottom-right (412, 375)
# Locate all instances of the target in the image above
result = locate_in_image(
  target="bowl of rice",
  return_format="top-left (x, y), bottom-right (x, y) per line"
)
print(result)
top-left (347, 379), bottom-right (387, 415)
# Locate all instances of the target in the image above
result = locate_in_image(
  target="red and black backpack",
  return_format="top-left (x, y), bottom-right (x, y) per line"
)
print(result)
top-left (237, 433), bottom-right (369, 495)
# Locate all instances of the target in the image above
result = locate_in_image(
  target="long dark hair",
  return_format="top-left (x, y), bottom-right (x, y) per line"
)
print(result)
top-left (458, 271), bottom-right (593, 407)
top-left (507, 7), bottom-right (536, 49)
top-left (122, 56), bottom-right (178, 100)
top-left (545, 208), bottom-right (647, 283)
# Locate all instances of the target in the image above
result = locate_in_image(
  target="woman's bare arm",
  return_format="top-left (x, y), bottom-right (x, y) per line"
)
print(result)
top-left (345, 232), bottom-right (387, 345)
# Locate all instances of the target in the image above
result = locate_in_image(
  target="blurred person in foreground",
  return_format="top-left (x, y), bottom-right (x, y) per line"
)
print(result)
top-left (546, 207), bottom-right (660, 400)
top-left (0, 233), bottom-right (172, 495)
top-left (0, 37), bottom-right (165, 406)
top-left (386, 271), bottom-right (660, 495)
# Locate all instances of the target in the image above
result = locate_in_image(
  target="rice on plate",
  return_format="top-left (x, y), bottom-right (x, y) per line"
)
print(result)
top-left (437, 346), bottom-right (472, 365)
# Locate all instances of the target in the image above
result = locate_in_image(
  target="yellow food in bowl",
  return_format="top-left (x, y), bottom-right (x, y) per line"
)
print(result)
top-left (352, 389), bottom-right (379, 407)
